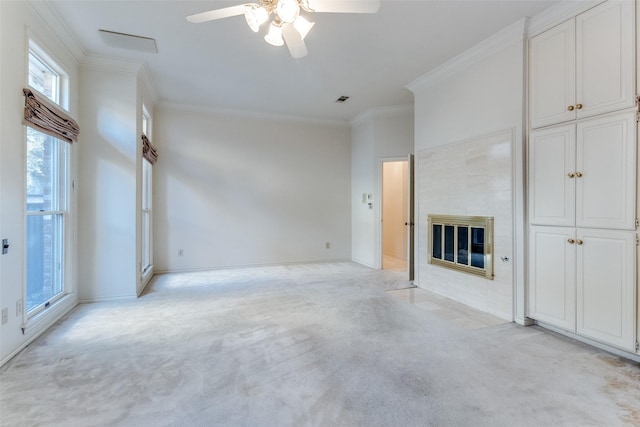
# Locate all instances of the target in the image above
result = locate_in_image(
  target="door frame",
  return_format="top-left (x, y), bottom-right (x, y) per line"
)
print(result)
top-left (378, 156), bottom-right (415, 281)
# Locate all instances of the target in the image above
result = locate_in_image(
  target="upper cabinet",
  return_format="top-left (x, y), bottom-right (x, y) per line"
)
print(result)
top-left (530, 1), bottom-right (635, 129)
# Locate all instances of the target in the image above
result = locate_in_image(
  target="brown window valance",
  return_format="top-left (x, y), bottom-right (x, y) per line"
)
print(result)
top-left (142, 134), bottom-right (158, 164)
top-left (23, 88), bottom-right (79, 143)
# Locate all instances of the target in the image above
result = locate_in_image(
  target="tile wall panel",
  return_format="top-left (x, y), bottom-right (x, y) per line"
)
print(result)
top-left (418, 130), bottom-right (514, 319)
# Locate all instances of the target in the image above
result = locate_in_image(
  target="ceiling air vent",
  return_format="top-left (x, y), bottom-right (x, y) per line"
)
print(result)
top-left (335, 96), bottom-right (350, 103)
top-left (99, 29), bottom-right (158, 53)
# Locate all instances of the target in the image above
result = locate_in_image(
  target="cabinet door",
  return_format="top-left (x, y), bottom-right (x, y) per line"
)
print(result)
top-left (576, 0), bottom-right (635, 119)
top-left (576, 228), bottom-right (636, 351)
top-left (529, 19), bottom-right (576, 129)
top-left (576, 111), bottom-right (636, 229)
top-left (529, 226), bottom-right (576, 331)
top-left (529, 124), bottom-right (576, 226)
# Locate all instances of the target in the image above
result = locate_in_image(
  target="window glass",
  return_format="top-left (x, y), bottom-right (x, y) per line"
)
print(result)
top-left (471, 227), bottom-right (485, 269)
top-left (432, 224), bottom-right (442, 259)
top-left (28, 51), bottom-right (59, 103)
top-left (27, 214), bottom-right (63, 311)
top-left (444, 225), bottom-right (455, 262)
top-left (26, 128), bottom-right (63, 212)
top-left (457, 226), bottom-right (469, 265)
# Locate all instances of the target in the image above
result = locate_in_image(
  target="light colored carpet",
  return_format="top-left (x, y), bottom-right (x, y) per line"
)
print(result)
top-left (1, 261), bottom-right (639, 426)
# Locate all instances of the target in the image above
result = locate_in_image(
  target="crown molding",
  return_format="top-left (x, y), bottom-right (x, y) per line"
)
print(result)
top-left (158, 101), bottom-right (350, 127)
top-left (350, 104), bottom-right (414, 127)
top-left (527, 0), bottom-right (604, 37)
top-left (26, 0), bottom-right (86, 64)
top-left (407, 18), bottom-right (528, 94)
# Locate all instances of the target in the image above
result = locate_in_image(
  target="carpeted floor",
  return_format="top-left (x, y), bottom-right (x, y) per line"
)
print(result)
top-left (1, 261), bottom-right (639, 426)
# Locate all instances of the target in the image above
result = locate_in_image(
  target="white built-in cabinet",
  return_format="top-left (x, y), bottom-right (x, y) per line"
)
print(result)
top-left (529, 0), bottom-right (635, 129)
top-left (528, 0), bottom-right (638, 353)
top-left (529, 227), bottom-right (636, 351)
top-left (529, 111), bottom-right (636, 230)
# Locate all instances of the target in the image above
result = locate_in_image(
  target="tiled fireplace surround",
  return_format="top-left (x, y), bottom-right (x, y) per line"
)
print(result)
top-left (418, 130), bottom-right (513, 320)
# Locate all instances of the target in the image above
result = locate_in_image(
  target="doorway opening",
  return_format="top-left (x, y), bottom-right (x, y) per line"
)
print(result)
top-left (381, 159), bottom-right (413, 277)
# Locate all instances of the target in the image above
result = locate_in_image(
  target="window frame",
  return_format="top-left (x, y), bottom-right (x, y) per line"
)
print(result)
top-left (24, 40), bottom-right (72, 318)
top-left (140, 105), bottom-right (153, 275)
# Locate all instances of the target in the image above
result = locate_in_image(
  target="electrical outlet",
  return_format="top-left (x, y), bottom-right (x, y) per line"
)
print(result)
top-left (1, 308), bottom-right (8, 325)
top-left (325, 242), bottom-right (330, 249)
top-left (16, 299), bottom-right (23, 317)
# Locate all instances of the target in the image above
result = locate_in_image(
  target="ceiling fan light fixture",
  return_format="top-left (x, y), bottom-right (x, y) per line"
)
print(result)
top-left (276, 0), bottom-right (300, 23)
top-left (264, 22), bottom-right (285, 46)
top-left (244, 5), bottom-right (269, 32)
top-left (292, 15), bottom-right (314, 40)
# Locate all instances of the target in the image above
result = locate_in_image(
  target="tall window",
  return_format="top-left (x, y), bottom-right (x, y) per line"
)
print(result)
top-left (26, 42), bottom-right (70, 314)
top-left (141, 106), bottom-right (153, 274)
top-left (141, 158), bottom-right (152, 273)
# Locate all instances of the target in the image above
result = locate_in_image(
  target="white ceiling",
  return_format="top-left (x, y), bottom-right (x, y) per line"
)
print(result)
top-left (48, 0), bottom-right (560, 122)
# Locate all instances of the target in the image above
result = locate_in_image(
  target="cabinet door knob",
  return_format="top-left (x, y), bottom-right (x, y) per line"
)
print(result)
top-left (567, 105), bottom-right (575, 111)
top-left (576, 103), bottom-right (583, 110)
top-left (575, 172), bottom-right (583, 177)
top-left (577, 239), bottom-right (583, 245)
top-left (568, 172), bottom-right (575, 178)
top-left (567, 238), bottom-right (575, 244)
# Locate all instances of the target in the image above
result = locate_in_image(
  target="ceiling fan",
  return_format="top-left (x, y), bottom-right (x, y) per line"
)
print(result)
top-left (186, 0), bottom-right (381, 59)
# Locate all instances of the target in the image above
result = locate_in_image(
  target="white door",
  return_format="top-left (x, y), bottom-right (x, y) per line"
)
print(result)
top-left (576, 0), bottom-right (635, 120)
top-left (576, 111), bottom-right (636, 230)
top-left (529, 18), bottom-right (576, 129)
top-left (407, 154), bottom-right (415, 281)
top-left (529, 124), bottom-right (576, 226)
top-left (528, 226), bottom-right (577, 331)
top-left (576, 228), bottom-right (636, 351)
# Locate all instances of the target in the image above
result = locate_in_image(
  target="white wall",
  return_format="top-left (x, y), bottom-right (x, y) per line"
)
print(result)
top-left (350, 107), bottom-right (414, 268)
top-left (351, 115), bottom-right (376, 266)
top-left (0, 1), bottom-right (80, 363)
top-left (78, 62), bottom-right (138, 301)
top-left (409, 21), bottom-right (527, 321)
top-left (153, 104), bottom-right (352, 272)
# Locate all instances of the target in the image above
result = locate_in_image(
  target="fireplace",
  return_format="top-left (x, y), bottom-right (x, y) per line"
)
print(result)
top-left (427, 214), bottom-right (494, 279)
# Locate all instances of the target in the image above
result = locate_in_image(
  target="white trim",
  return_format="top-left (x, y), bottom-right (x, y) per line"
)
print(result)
top-left (1, 295), bottom-right (77, 368)
top-left (26, 0), bottom-right (85, 64)
top-left (407, 18), bottom-right (528, 93)
top-left (154, 258), bottom-right (353, 275)
top-left (350, 104), bottom-right (414, 126)
top-left (351, 259), bottom-right (377, 269)
top-left (78, 294), bottom-right (137, 304)
top-left (158, 101), bottom-right (350, 127)
top-left (536, 321), bottom-right (640, 363)
top-left (138, 266), bottom-right (154, 296)
top-left (527, 0), bottom-right (604, 38)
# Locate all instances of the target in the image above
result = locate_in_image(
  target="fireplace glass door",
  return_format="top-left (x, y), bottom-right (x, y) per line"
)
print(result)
top-left (428, 215), bottom-right (493, 279)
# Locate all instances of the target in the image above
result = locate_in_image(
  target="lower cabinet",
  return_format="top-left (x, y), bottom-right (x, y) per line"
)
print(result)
top-left (529, 226), bottom-right (636, 352)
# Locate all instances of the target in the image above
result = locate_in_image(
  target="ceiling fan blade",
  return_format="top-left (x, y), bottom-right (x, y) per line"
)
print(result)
top-left (306, 0), bottom-right (380, 14)
top-left (186, 4), bottom-right (249, 24)
top-left (282, 24), bottom-right (308, 59)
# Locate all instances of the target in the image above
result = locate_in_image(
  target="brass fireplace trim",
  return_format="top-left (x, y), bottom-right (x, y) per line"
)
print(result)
top-left (427, 214), bottom-right (494, 279)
